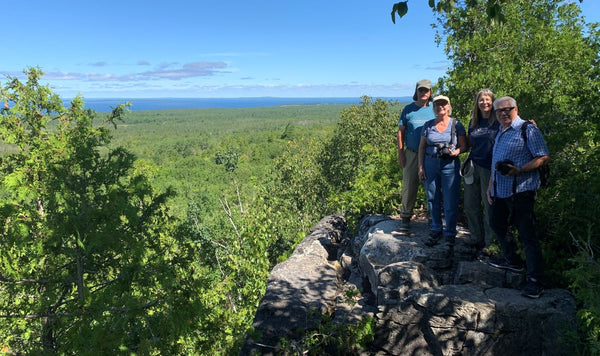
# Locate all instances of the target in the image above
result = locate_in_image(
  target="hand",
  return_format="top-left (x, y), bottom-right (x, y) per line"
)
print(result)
top-left (397, 151), bottom-right (406, 167)
top-left (418, 168), bottom-right (426, 181)
top-left (505, 163), bottom-right (521, 176)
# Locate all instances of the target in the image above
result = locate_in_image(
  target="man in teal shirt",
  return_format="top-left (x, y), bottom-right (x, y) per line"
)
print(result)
top-left (397, 79), bottom-right (434, 227)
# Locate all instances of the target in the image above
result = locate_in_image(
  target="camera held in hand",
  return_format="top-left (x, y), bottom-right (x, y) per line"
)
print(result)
top-left (435, 143), bottom-right (453, 159)
top-left (495, 159), bottom-right (515, 175)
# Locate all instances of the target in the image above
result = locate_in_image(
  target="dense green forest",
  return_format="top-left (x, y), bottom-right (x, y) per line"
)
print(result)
top-left (110, 104), bottom-right (345, 219)
top-left (0, 0), bottom-right (599, 355)
top-left (0, 69), bottom-right (403, 354)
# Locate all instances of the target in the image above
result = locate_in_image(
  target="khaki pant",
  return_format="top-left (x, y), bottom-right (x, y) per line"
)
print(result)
top-left (400, 149), bottom-right (420, 219)
top-left (463, 163), bottom-right (494, 247)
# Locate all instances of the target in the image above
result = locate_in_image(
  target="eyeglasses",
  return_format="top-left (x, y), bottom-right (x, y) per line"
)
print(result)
top-left (496, 107), bottom-right (514, 114)
top-left (418, 88), bottom-right (430, 93)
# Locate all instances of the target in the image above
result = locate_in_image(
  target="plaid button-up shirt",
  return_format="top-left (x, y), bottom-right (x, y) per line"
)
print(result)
top-left (491, 116), bottom-right (549, 198)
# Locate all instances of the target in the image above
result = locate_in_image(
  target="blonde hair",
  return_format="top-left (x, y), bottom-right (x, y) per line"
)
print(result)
top-left (470, 89), bottom-right (496, 128)
top-left (433, 101), bottom-right (452, 117)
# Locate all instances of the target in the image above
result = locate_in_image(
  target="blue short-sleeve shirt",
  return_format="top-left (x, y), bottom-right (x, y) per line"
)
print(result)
top-left (491, 117), bottom-right (549, 198)
top-left (398, 102), bottom-right (434, 151)
top-left (421, 118), bottom-right (466, 157)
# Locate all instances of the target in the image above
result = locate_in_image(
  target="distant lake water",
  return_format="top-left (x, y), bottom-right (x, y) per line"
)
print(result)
top-left (63, 97), bottom-right (411, 113)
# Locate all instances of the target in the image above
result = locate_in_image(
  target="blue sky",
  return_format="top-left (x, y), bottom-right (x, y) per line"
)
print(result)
top-left (2, 1), bottom-right (599, 99)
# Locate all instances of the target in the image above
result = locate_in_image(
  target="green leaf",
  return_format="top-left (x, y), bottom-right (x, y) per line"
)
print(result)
top-left (391, 2), bottom-right (408, 24)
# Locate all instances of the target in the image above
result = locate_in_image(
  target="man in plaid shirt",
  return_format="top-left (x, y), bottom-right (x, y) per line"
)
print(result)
top-left (486, 96), bottom-right (550, 298)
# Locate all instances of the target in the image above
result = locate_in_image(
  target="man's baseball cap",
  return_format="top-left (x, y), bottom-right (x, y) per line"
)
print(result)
top-left (416, 79), bottom-right (432, 90)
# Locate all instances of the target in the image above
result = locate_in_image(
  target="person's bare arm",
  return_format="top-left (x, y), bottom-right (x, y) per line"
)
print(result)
top-left (397, 126), bottom-right (407, 167)
top-left (504, 155), bottom-right (550, 176)
top-left (487, 175), bottom-right (494, 205)
top-left (450, 134), bottom-right (467, 157)
top-left (417, 136), bottom-right (427, 181)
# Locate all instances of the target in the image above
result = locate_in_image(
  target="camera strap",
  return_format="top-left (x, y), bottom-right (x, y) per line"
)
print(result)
top-left (493, 169), bottom-right (518, 198)
top-left (449, 118), bottom-right (456, 146)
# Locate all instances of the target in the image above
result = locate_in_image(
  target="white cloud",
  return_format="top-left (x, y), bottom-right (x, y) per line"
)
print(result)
top-left (141, 62), bottom-right (229, 80)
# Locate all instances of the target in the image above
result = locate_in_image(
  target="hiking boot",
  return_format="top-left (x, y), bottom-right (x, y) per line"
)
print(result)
top-left (476, 248), bottom-right (491, 262)
top-left (522, 278), bottom-right (544, 299)
top-left (488, 256), bottom-right (524, 273)
top-left (424, 230), bottom-right (442, 247)
top-left (464, 234), bottom-right (483, 247)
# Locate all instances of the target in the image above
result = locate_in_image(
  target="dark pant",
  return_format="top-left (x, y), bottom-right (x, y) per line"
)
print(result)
top-left (490, 191), bottom-right (543, 281)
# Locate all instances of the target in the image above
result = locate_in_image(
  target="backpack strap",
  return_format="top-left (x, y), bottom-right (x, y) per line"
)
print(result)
top-left (509, 121), bottom-right (533, 195)
top-left (521, 120), bottom-right (530, 147)
top-left (521, 120), bottom-right (550, 188)
top-left (449, 118), bottom-right (457, 146)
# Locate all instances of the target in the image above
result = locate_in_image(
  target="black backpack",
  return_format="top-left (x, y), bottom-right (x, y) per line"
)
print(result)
top-left (521, 121), bottom-right (550, 188)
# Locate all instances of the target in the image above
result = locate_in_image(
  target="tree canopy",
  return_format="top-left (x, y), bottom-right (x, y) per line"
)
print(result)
top-left (0, 68), bottom-right (204, 354)
top-left (391, 0), bottom-right (585, 24)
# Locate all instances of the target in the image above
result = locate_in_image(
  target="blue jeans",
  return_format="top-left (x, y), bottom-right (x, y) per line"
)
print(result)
top-left (424, 156), bottom-right (461, 238)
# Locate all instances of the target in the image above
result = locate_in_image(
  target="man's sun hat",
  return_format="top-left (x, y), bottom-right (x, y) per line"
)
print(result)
top-left (461, 158), bottom-right (475, 185)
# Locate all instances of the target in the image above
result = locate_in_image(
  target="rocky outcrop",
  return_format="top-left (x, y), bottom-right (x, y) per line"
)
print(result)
top-left (241, 214), bottom-right (577, 355)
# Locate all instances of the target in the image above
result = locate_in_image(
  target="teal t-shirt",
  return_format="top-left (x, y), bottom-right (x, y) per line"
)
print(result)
top-left (398, 102), bottom-right (434, 151)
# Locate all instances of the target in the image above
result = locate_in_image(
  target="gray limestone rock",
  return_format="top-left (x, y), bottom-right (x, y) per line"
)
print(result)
top-left (241, 214), bottom-right (577, 355)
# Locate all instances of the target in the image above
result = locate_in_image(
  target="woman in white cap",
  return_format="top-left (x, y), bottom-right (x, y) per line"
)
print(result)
top-left (418, 95), bottom-right (467, 246)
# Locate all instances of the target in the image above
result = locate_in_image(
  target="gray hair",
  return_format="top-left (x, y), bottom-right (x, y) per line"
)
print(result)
top-left (470, 88), bottom-right (496, 128)
top-left (493, 96), bottom-right (517, 110)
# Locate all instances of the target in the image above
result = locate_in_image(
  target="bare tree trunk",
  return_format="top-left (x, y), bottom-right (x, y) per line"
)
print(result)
top-left (76, 243), bottom-right (85, 303)
top-left (41, 293), bottom-right (55, 352)
top-left (42, 314), bottom-right (55, 351)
